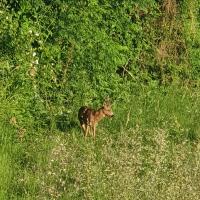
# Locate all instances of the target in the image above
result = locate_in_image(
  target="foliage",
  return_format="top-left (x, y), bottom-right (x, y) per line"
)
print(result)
top-left (1, 1), bottom-right (200, 119)
top-left (0, 0), bottom-right (200, 199)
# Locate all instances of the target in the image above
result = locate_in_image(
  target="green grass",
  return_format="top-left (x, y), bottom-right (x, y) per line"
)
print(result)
top-left (1, 85), bottom-right (200, 199)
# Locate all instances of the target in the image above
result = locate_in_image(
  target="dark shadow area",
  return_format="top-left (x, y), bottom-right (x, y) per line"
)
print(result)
top-left (55, 113), bottom-right (79, 132)
top-left (0, 35), bottom-right (15, 59)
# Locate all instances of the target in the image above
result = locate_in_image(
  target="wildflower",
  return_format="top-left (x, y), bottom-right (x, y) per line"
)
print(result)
top-left (9, 117), bottom-right (17, 126)
top-left (34, 59), bottom-right (39, 65)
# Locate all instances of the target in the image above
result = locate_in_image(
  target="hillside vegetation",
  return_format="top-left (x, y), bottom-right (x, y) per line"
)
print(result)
top-left (0, 0), bottom-right (200, 199)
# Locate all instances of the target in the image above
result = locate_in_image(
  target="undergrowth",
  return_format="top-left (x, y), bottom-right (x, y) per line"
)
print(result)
top-left (1, 85), bottom-right (200, 200)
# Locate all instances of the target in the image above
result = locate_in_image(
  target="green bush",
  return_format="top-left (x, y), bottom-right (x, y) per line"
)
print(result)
top-left (0, 1), bottom-right (200, 198)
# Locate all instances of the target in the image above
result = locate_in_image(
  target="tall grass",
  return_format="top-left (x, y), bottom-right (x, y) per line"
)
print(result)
top-left (0, 85), bottom-right (200, 199)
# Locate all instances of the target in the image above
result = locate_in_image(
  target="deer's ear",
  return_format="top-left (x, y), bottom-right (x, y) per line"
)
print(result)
top-left (103, 98), bottom-right (111, 107)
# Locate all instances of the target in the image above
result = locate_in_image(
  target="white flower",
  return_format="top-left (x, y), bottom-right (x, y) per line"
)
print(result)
top-left (32, 52), bottom-right (36, 57)
top-left (34, 59), bottom-right (39, 65)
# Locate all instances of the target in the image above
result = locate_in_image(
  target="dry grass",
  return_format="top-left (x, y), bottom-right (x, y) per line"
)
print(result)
top-left (33, 127), bottom-right (200, 200)
top-left (162, 0), bottom-right (177, 17)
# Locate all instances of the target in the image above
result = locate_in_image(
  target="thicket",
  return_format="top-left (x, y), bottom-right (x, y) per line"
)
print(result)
top-left (0, 0), bottom-right (199, 131)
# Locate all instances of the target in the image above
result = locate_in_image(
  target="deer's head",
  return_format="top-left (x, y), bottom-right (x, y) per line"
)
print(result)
top-left (102, 99), bottom-right (114, 117)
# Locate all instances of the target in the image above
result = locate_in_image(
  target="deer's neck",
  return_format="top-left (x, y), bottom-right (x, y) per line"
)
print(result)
top-left (93, 107), bottom-right (105, 124)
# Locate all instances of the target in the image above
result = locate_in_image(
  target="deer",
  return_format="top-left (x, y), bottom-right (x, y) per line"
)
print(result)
top-left (78, 99), bottom-right (114, 137)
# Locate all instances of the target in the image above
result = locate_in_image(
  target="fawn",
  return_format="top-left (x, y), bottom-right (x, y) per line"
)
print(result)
top-left (78, 100), bottom-right (114, 137)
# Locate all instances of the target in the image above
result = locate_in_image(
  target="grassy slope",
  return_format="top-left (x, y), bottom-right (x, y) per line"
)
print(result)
top-left (0, 85), bottom-right (200, 200)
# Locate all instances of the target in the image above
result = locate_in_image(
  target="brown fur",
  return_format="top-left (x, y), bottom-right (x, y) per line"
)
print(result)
top-left (78, 100), bottom-right (114, 137)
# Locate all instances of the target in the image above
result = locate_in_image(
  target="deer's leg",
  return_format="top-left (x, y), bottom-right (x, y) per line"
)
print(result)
top-left (85, 125), bottom-right (89, 137)
top-left (88, 122), bottom-right (92, 136)
top-left (89, 126), bottom-right (92, 135)
top-left (81, 124), bottom-right (85, 131)
top-left (81, 124), bottom-right (86, 135)
top-left (93, 125), bottom-right (96, 138)
top-left (90, 125), bottom-right (94, 137)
